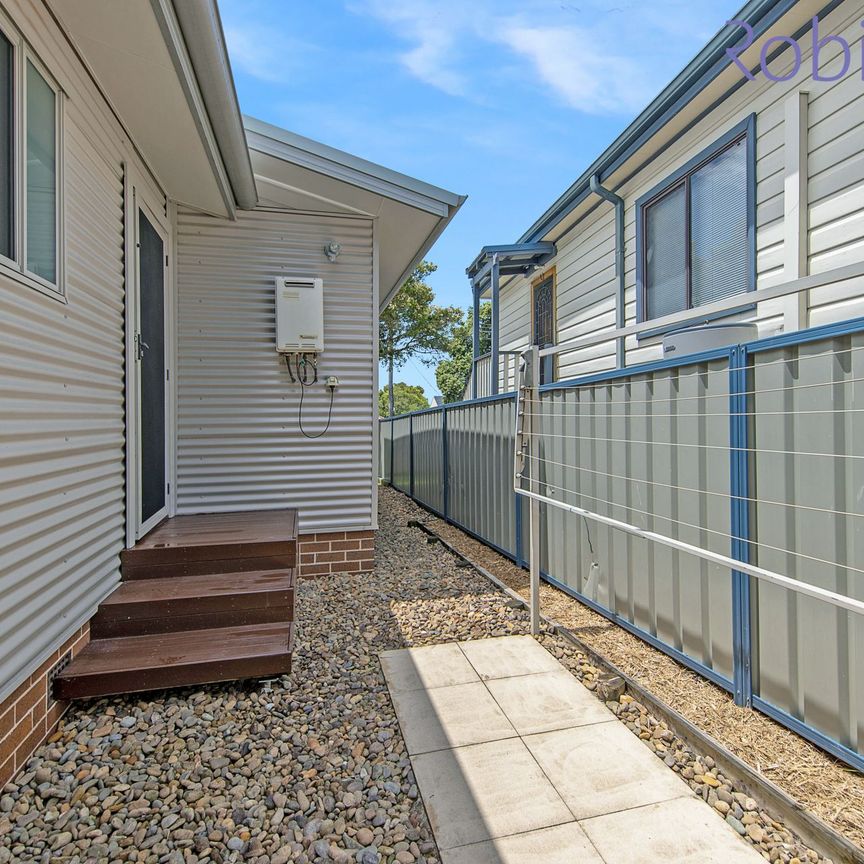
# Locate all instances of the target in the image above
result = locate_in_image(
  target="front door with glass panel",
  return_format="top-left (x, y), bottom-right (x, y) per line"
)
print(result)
top-left (136, 206), bottom-right (168, 536)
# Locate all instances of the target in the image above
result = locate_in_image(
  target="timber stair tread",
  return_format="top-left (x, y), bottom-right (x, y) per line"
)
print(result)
top-left (90, 568), bottom-right (295, 638)
top-left (54, 509), bottom-right (298, 700)
top-left (101, 568), bottom-right (295, 608)
top-left (53, 622), bottom-right (294, 699)
top-left (121, 510), bottom-right (298, 569)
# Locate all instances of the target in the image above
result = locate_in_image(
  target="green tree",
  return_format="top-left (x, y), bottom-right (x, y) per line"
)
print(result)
top-left (435, 303), bottom-right (492, 404)
top-left (378, 382), bottom-right (428, 417)
top-left (379, 261), bottom-right (462, 416)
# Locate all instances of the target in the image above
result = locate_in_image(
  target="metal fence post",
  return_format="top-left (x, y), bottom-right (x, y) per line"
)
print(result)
top-left (513, 397), bottom-right (524, 567)
top-left (520, 346), bottom-right (541, 636)
top-left (729, 344), bottom-right (753, 707)
top-left (442, 407), bottom-right (449, 521)
top-left (389, 419), bottom-right (394, 486)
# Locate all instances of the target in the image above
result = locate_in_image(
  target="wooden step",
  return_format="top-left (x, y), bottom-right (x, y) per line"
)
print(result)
top-left (53, 623), bottom-right (295, 700)
top-left (121, 510), bottom-right (297, 579)
top-left (90, 569), bottom-right (295, 638)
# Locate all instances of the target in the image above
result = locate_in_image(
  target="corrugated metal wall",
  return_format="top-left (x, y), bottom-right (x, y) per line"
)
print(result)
top-left (378, 419), bottom-right (392, 484)
top-left (390, 416), bottom-right (411, 494)
top-left (0, 0), bottom-right (131, 703)
top-left (382, 395), bottom-right (519, 557)
top-left (447, 398), bottom-right (518, 556)
top-left (175, 208), bottom-right (376, 532)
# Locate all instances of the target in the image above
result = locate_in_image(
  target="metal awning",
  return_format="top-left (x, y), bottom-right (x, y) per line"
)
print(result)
top-left (467, 242), bottom-right (556, 295)
top-left (465, 242), bottom-right (556, 398)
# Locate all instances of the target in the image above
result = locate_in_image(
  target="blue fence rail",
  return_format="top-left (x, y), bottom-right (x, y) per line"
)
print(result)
top-left (380, 316), bottom-right (864, 774)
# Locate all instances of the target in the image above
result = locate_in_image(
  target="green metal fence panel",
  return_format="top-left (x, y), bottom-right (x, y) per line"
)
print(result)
top-left (411, 410), bottom-right (445, 514)
top-left (391, 416), bottom-right (411, 494)
top-left (378, 319), bottom-right (864, 769)
top-left (446, 397), bottom-right (518, 557)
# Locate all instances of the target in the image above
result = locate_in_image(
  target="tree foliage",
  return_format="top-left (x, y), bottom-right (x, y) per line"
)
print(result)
top-left (435, 303), bottom-right (492, 404)
top-left (379, 261), bottom-right (462, 415)
top-left (378, 382), bottom-right (428, 417)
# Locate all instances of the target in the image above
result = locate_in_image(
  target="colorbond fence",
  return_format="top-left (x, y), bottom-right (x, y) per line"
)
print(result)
top-left (379, 316), bottom-right (864, 773)
top-left (382, 393), bottom-right (522, 559)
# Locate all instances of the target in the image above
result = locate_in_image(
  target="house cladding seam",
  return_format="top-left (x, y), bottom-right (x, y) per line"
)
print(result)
top-left (175, 208), bottom-right (376, 532)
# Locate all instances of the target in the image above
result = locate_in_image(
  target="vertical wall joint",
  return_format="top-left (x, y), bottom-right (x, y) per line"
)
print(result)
top-left (782, 91), bottom-right (809, 332)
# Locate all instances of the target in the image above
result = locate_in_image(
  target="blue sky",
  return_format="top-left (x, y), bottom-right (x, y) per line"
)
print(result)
top-left (220, 0), bottom-right (740, 397)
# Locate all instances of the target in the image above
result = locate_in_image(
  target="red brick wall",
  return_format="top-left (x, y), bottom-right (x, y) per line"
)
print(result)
top-left (0, 624), bottom-right (89, 788)
top-left (298, 529), bottom-right (375, 577)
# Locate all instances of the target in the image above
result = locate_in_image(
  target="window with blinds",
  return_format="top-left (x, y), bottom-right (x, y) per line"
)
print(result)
top-left (638, 121), bottom-right (753, 325)
top-left (0, 17), bottom-right (63, 295)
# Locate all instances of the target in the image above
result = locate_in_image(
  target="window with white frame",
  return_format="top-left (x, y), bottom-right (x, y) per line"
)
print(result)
top-left (636, 116), bottom-right (755, 329)
top-left (0, 15), bottom-right (63, 296)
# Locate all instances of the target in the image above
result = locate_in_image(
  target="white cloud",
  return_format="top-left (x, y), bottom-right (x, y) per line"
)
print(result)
top-left (497, 24), bottom-right (655, 115)
top-left (351, 0), bottom-right (731, 116)
top-left (400, 28), bottom-right (465, 96)
top-left (350, 0), bottom-right (478, 95)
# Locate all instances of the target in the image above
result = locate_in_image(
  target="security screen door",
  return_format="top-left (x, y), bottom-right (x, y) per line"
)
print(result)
top-left (137, 207), bottom-right (167, 533)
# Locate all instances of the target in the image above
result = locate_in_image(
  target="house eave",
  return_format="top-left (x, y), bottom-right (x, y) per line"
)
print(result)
top-left (244, 115), bottom-right (465, 310)
top-left (169, 0), bottom-right (258, 210)
top-left (244, 116), bottom-right (463, 218)
top-left (380, 197), bottom-right (467, 310)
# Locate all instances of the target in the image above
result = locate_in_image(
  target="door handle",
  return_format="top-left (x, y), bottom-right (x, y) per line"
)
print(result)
top-left (135, 333), bottom-right (150, 360)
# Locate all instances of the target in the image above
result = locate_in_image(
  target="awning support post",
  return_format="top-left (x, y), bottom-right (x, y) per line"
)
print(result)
top-left (491, 254), bottom-right (500, 396)
top-left (472, 280), bottom-right (480, 399)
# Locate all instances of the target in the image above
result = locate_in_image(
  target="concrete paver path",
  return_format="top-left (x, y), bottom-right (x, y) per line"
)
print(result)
top-left (380, 635), bottom-right (764, 864)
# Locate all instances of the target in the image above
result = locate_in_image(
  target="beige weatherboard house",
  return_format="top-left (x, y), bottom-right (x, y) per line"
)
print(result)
top-left (466, 0), bottom-right (864, 395)
top-left (0, 0), bottom-right (463, 786)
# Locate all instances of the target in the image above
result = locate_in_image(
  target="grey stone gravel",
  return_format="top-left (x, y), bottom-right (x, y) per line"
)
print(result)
top-left (0, 488), bottom-right (836, 864)
top-left (0, 490), bottom-right (530, 863)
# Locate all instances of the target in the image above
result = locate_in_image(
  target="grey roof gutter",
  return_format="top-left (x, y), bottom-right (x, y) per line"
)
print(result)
top-left (518, 0), bottom-right (799, 243)
top-left (170, 0), bottom-right (258, 210)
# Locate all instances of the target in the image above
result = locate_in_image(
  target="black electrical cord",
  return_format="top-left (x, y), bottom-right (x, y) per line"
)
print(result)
top-left (284, 353), bottom-right (332, 438)
top-left (292, 353), bottom-right (318, 386)
top-left (298, 378), bottom-right (335, 439)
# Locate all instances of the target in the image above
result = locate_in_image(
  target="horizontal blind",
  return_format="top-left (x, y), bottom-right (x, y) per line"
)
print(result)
top-left (646, 183), bottom-right (687, 319)
top-left (690, 139), bottom-right (748, 307)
